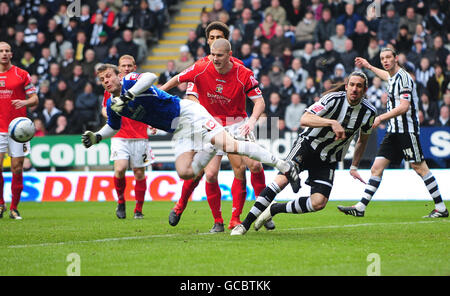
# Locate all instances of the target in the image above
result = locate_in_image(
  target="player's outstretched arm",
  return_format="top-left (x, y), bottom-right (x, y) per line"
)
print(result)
top-left (349, 132), bottom-right (371, 184)
top-left (159, 75), bottom-right (180, 92)
top-left (82, 124), bottom-right (118, 148)
top-left (300, 112), bottom-right (346, 140)
top-left (355, 57), bottom-right (390, 81)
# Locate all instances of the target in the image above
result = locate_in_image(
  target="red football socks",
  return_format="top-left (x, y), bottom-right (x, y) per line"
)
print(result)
top-left (206, 181), bottom-right (223, 224)
top-left (10, 173), bottom-right (23, 210)
top-left (114, 176), bottom-right (126, 204)
top-left (175, 178), bottom-right (200, 214)
top-left (251, 168), bottom-right (266, 197)
top-left (231, 177), bottom-right (246, 219)
top-left (134, 178), bottom-right (146, 213)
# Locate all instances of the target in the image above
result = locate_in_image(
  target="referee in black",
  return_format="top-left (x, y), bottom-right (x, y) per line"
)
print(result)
top-left (231, 71), bottom-right (377, 235)
top-left (338, 48), bottom-right (448, 218)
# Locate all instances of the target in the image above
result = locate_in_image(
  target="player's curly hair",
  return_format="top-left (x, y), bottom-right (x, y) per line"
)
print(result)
top-left (322, 71), bottom-right (369, 96)
top-left (205, 21), bottom-right (230, 40)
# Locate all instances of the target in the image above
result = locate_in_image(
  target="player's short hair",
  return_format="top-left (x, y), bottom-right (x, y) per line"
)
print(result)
top-left (211, 39), bottom-right (231, 52)
top-left (96, 63), bottom-right (120, 75)
top-left (118, 54), bottom-right (136, 66)
top-left (205, 21), bottom-right (230, 40)
top-left (380, 47), bottom-right (397, 57)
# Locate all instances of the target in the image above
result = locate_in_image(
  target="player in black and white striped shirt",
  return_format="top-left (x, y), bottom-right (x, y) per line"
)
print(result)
top-left (231, 72), bottom-right (377, 235)
top-left (338, 48), bottom-right (448, 218)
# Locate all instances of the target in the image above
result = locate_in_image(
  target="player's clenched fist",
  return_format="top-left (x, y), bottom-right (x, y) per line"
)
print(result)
top-left (82, 131), bottom-right (102, 148)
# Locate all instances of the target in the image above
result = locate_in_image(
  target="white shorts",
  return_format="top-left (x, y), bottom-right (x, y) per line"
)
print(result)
top-left (0, 133), bottom-right (31, 157)
top-left (172, 99), bottom-right (224, 159)
top-left (110, 138), bottom-right (155, 168)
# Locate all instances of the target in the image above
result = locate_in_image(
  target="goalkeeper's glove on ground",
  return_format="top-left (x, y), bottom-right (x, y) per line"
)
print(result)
top-left (82, 131), bottom-right (102, 148)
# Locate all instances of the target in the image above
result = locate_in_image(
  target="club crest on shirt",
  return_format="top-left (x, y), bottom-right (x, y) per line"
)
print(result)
top-left (215, 84), bottom-right (223, 94)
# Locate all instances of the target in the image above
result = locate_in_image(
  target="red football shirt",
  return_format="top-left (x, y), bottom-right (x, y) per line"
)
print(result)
top-left (0, 65), bottom-right (36, 133)
top-left (102, 90), bottom-right (148, 139)
top-left (178, 60), bottom-right (262, 126)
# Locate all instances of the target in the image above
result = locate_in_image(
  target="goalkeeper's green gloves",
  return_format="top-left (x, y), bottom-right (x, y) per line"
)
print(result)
top-left (82, 131), bottom-right (102, 148)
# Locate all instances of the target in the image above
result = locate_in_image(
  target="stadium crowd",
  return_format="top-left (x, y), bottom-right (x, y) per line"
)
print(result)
top-left (0, 0), bottom-right (449, 138)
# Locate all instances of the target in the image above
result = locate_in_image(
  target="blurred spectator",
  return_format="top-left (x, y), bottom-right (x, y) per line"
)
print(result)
top-left (259, 74), bottom-right (277, 106)
top-left (377, 4), bottom-right (399, 46)
top-left (314, 7), bottom-right (335, 49)
top-left (258, 42), bottom-right (275, 73)
top-left (427, 64), bottom-right (448, 104)
top-left (10, 31), bottom-right (28, 65)
top-left (435, 105), bottom-right (450, 127)
top-left (423, 2), bottom-right (446, 37)
top-left (279, 46), bottom-right (294, 71)
top-left (330, 63), bottom-right (345, 84)
top-left (186, 29), bottom-right (202, 59)
top-left (230, 28), bottom-right (243, 57)
top-left (300, 42), bottom-right (317, 75)
top-left (73, 31), bottom-right (91, 63)
top-left (48, 114), bottom-right (70, 135)
top-left (250, 57), bottom-right (263, 81)
top-left (93, 31), bottom-right (111, 63)
top-left (24, 18), bottom-right (39, 49)
top-left (240, 43), bottom-right (257, 68)
top-left (265, 92), bottom-right (286, 134)
top-left (299, 77), bottom-right (318, 106)
top-left (60, 48), bottom-right (76, 80)
top-left (35, 4), bottom-right (53, 32)
top-left (366, 76), bottom-right (385, 109)
top-left (235, 8), bottom-right (257, 44)
top-left (51, 80), bottom-right (75, 110)
top-left (340, 39), bottom-right (358, 74)
top-left (349, 20), bottom-right (371, 56)
top-left (230, 0), bottom-right (244, 26)
top-left (46, 63), bottom-right (63, 94)
top-left (279, 75), bottom-right (297, 105)
top-left (336, 3), bottom-right (361, 37)
top-left (78, 4), bottom-right (92, 33)
top-left (148, 0), bottom-right (167, 40)
top-left (67, 64), bottom-right (88, 99)
top-left (116, 29), bottom-right (139, 60)
top-left (420, 91), bottom-right (439, 126)
top-left (259, 13), bottom-right (277, 40)
top-left (114, 1), bottom-right (134, 34)
top-left (363, 37), bottom-right (382, 76)
top-left (33, 118), bottom-right (46, 137)
top-left (284, 93), bottom-right (306, 132)
top-left (37, 80), bottom-right (51, 109)
top-left (425, 35), bottom-right (449, 67)
top-left (103, 45), bottom-right (119, 64)
top-left (50, 30), bottom-right (73, 63)
top-left (264, 0), bottom-right (286, 26)
top-left (415, 57), bottom-right (435, 89)
top-left (308, 0), bottom-right (323, 21)
top-left (395, 25), bottom-right (413, 55)
top-left (407, 39), bottom-right (425, 67)
top-left (134, 0), bottom-right (156, 42)
top-left (315, 40), bottom-right (342, 79)
top-left (250, 0), bottom-right (264, 24)
top-left (75, 82), bottom-right (99, 127)
top-left (269, 25), bottom-right (291, 58)
top-left (91, 0), bottom-right (116, 28)
top-left (446, 54), bottom-right (450, 78)
top-left (41, 98), bottom-right (62, 131)
top-left (195, 10), bottom-right (210, 44)
top-left (399, 6), bottom-right (423, 37)
top-left (45, 18), bottom-right (58, 44)
top-left (61, 99), bottom-right (83, 134)
top-left (20, 50), bottom-right (37, 75)
top-left (328, 0), bottom-right (346, 18)
top-left (286, 0), bottom-right (306, 27)
top-left (81, 49), bottom-right (98, 84)
top-left (412, 23), bottom-right (431, 50)
top-left (63, 18), bottom-right (80, 46)
top-left (175, 45), bottom-right (194, 73)
top-left (158, 60), bottom-right (178, 86)
top-left (294, 10), bottom-right (316, 49)
top-left (330, 24), bottom-right (347, 54)
top-left (268, 61), bottom-right (284, 89)
top-left (285, 57), bottom-right (309, 92)
top-left (209, 0), bottom-right (226, 22)
top-left (250, 26), bottom-right (266, 52)
top-left (53, 2), bottom-right (70, 28)
top-left (89, 13), bottom-right (110, 47)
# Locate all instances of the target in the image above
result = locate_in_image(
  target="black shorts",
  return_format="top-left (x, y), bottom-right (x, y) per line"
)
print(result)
top-left (377, 132), bottom-right (424, 165)
top-left (280, 137), bottom-right (336, 198)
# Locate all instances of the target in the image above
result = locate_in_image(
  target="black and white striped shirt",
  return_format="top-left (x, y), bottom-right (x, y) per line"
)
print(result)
top-left (386, 68), bottom-right (420, 134)
top-left (298, 91), bottom-right (377, 163)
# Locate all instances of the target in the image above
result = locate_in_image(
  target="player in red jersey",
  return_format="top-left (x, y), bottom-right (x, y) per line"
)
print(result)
top-left (162, 36), bottom-right (272, 232)
top-left (101, 55), bottom-right (155, 219)
top-left (0, 42), bottom-right (38, 220)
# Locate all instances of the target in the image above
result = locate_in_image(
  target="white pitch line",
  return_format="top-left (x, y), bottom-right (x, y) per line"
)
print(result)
top-left (7, 220), bottom-right (449, 249)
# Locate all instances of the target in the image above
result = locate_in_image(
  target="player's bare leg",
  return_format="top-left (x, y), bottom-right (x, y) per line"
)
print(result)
top-left (210, 130), bottom-right (300, 193)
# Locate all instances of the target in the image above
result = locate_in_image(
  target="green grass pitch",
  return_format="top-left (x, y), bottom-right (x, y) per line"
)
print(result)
top-left (1, 200), bottom-right (448, 276)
